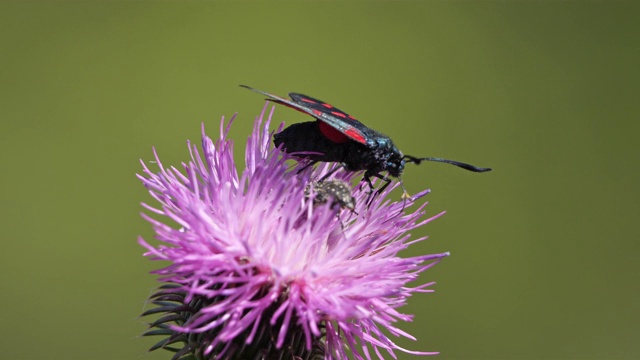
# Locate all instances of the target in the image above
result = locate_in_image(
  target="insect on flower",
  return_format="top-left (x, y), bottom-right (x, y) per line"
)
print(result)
top-left (137, 107), bottom-right (450, 359)
top-left (306, 179), bottom-right (356, 212)
top-left (241, 85), bottom-right (492, 198)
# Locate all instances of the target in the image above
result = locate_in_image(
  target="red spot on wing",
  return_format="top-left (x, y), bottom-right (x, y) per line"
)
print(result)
top-left (318, 122), bottom-right (349, 143)
top-left (344, 128), bottom-right (367, 144)
top-left (301, 98), bottom-right (316, 104)
top-left (331, 111), bottom-right (347, 118)
top-left (312, 109), bottom-right (323, 116)
top-left (348, 115), bottom-right (357, 120)
top-left (322, 103), bottom-right (333, 108)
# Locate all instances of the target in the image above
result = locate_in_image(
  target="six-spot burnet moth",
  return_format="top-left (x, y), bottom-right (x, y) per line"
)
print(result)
top-left (240, 85), bottom-right (491, 199)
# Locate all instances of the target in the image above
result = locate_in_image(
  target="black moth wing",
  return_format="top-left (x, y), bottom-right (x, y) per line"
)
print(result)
top-left (288, 92), bottom-right (379, 147)
top-left (239, 85), bottom-right (316, 119)
top-left (239, 85), bottom-right (372, 147)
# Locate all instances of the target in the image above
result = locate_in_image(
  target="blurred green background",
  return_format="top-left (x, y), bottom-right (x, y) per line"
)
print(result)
top-left (1, 1), bottom-right (638, 359)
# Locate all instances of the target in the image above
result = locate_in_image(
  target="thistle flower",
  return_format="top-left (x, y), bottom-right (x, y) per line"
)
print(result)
top-left (138, 104), bottom-right (449, 360)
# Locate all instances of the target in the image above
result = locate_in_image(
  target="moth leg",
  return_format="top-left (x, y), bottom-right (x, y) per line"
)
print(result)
top-left (318, 163), bottom-right (345, 182)
top-left (363, 171), bottom-right (391, 206)
top-left (373, 173), bottom-right (393, 202)
top-left (296, 160), bottom-right (319, 174)
top-left (362, 172), bottom-right (375, 192)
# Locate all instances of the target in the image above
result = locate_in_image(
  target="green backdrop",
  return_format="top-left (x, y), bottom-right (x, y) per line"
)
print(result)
top-left (1, 1), bottom-right (638, 359)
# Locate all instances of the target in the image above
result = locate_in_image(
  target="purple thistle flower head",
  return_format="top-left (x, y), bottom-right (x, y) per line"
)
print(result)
top-left (138, 104), bottom-right (449, 359)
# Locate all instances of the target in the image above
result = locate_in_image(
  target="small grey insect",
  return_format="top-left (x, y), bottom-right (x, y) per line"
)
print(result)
top-left (306, 180), bottom-right (356, 212)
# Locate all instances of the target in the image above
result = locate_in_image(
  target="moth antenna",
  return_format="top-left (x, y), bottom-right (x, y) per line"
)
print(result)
top-left (404, 155), bottom-right (492, 173)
